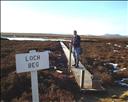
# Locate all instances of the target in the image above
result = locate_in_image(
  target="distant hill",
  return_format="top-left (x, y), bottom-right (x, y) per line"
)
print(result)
top-left (1, 32), bottom-right (128, 39)
top-left (102, 34), bottom-right (128, 38)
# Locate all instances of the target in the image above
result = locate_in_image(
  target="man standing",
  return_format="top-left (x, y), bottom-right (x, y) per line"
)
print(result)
top-left (71, 30), bottom-right (81, 68)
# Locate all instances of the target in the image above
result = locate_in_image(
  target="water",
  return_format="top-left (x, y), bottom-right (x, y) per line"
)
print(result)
top-left (115, 78), bottom-right (128, 88)
top-left (1, 36), bottom-right (70, 42)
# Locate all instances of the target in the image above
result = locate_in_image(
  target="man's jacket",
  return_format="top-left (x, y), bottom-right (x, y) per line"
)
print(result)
top-left (72, 35), bottom-right (81, 48)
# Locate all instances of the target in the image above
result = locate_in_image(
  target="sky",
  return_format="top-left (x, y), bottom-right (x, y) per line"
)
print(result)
top-left (1, 1), bottom-right (128, 35)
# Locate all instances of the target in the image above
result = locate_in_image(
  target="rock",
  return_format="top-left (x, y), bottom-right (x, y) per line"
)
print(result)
top-left (111, 95), bottom-right (118, 98)
top-left (120, 91), bottom-right (128, 99)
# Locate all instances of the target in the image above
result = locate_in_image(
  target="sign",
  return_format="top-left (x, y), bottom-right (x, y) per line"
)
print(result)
top-left (16, 51), bottom-right (49, 73)
top-left (16, 50), bottom-right (49, 102)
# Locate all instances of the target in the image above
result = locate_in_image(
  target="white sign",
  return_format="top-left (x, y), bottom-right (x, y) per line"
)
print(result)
top-left (16, 50), bottom-right (50, 102)
top-left (16, 51), bottom-right (49, 73)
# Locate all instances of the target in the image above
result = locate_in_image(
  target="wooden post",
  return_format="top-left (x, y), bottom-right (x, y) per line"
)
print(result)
top-left (68, 41), bottom-right (72, 72)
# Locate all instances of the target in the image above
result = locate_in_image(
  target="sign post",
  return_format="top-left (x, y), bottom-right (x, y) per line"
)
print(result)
top-left (16, 50), bottom-right (49, 102)
top-left (31, 70), bottom-right (39, 102)
top-left (29, 50), bottom-right (39, 102)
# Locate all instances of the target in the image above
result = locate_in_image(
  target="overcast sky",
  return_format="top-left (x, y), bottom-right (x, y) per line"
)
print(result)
top-left (1, 1), bottom-right (128, 35)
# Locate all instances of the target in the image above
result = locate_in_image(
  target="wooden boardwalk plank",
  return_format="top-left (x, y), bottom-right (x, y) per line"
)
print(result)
top-left (60, 41), bottom-right (105, 91)
top-left (60, 42), bottom-right (92, 89)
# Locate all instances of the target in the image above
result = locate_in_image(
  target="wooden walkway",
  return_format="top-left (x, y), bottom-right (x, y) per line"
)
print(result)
top-left (60, 42), bottom-right (104, 91)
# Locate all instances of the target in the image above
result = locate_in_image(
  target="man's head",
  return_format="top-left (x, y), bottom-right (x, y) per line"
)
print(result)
top-left (74, 30), bottom-right (77, 36)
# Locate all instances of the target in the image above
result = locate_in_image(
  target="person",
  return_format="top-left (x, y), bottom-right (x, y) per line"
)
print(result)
top-left (71, 30), bottom-right (81, 68)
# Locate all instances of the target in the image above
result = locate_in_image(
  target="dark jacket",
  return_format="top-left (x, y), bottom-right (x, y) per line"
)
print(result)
top-left (72, 35), bottom-right (81, 48)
